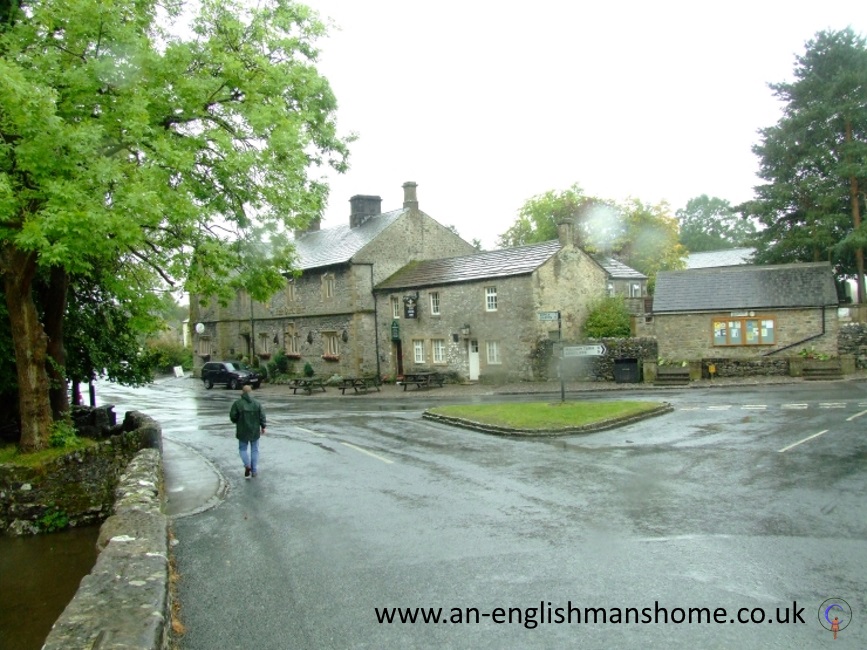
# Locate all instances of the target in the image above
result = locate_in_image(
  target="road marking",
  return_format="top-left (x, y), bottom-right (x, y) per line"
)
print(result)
top-left (340, 442), bottom-right (394, 464)
top-left (847, 409), bottom-right (867, 421)
top-left (679, 407), bottom-right (700, 411)
top-left (778, 430), bottom-right (830, 453)
top-left (707, 405), bottom-right (731, 410)
top-left (819, 403), bottom-right (846, 409)
top-left (295, 426), bottom-right (326, 438)
top-left (781, 403), bottom-right (809, 410)
top-left (741, 405), bottom-right (767, 410)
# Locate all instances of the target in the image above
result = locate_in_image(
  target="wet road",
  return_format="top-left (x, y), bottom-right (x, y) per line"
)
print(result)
top-left (98, 378), bottom-right (867, 649)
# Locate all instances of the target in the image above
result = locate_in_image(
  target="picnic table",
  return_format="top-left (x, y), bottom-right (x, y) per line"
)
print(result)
top-left (337, 375), bottom-right (382, 395)
top-left (400, 371), bottom-right (444, 391)
top-left (286, 377), bottom-right (327, 395)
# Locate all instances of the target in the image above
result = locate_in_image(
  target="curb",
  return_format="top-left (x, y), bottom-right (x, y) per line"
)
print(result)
top-left (422, 402), bottom-right (674, 436)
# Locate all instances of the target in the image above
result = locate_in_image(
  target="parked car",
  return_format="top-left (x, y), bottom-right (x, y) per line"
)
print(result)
top-left (201, 361), bottom-right (261, 390)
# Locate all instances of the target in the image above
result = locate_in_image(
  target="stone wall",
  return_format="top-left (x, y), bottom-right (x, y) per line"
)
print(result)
top-left (838, 322), bottom-right (867, 368)
top-left (0, 410), bottom-right (161, 535)
top-left (42, 442), bottom-right (169, 650)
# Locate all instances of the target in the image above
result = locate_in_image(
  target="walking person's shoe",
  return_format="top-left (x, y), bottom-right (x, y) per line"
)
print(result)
top-left (244, 466), bottom-right (251, 478)
top-left (251, 471), bottom-right (257, 478)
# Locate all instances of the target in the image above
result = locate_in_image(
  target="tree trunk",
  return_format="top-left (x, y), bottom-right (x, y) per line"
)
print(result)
top-left (2, 246), bottom-right (53, 452)
top-left (43, 266), bottom-right (70, 420)
top-left (846, 120), bottom-right (865, 303)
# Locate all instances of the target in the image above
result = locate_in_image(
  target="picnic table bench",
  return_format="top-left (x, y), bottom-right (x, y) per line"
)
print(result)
top-left (337, 375), bottom-right (382, 395)
top-left (400, 371), bottom-right (444, 391)
top-left (286, 377), bottom-right (327, 395)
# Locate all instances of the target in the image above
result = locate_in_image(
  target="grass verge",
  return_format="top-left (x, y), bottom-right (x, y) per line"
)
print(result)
top-left (0, 439), bottom-right (97, 467)
top-left (427, 400), bottom-right (665, 431)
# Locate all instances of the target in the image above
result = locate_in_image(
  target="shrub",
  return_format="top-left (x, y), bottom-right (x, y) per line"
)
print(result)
top-left (303, 362), bottom-right (314, 377)
top-left (49, 417), bottom-right (79, 448)
top-left (146, 338), bottom-right (193, 374)
top-left (583, 295), bottom-right (632, 338)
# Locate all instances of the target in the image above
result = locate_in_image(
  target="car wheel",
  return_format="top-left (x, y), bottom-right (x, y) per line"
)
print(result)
top-left (229, 378), bottom-right (240, 390)
top-left (204, 379), bottom-right (214, 389)
top-left (252, 382), bottom-right (261, 389)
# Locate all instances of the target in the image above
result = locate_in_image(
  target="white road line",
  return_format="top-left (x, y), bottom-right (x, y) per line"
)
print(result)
top-left (295, 426), bottom-right (326, 437)
top-left (741, 405), bottom-right (767, 410)
top-left (340, 441), bottom-right (394, 464)
top-left (778, 430), bottom-right (830, 453)
top-left (819, 403), bottom-right (847, 409)
top-left (847, 409), bottom-right (867, 421)
top-left (679, 407), bottom-right (701, 411)
top-left (781, 403), bottom-right (809, 410)
top-left (707, 405), bottom-right (732, 410)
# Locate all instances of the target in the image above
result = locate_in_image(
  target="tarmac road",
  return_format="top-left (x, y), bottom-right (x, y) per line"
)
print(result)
top-left (97, 376), bottom-right (867, 649)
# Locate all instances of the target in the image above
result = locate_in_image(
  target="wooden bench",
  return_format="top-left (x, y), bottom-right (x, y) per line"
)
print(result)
top-left (400, 371), bottom-right (444, 391)
top-left (287, 377), bottom-right (327, 395)
top-left (337, 375), bottom-right (382, 395)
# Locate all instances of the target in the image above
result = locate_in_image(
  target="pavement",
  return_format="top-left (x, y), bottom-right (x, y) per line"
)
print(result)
top-left (161, 371), bottom-right (867, 519)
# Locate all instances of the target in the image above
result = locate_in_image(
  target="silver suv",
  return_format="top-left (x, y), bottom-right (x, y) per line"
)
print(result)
top-left (201, 361), bottom-right (261, 390)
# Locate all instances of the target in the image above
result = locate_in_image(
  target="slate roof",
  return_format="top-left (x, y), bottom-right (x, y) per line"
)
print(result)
top-left (653, 262), bottom-right (838, 313)
top-left (376, 240), bottom-right (563, 290)
top-left (592, 255), bottom-right (647, 280)
top-left (685, 247), bottom-right (755, 269)
top-left (292, 209), bottom-right (406, 270)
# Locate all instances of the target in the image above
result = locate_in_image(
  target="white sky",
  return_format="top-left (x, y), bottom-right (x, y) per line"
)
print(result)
top-left (303, 1), bottom-right (866, 249)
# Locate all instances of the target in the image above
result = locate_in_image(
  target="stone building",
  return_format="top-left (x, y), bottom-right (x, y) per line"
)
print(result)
top-left (190, 182), bottom-right (476, 377)
top-left (649, 262), bottom-right (839, 362)
top-left (373, 222), bottom-right (634, 382)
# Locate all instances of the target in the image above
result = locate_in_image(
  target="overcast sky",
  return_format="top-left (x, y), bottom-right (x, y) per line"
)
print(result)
top-left (302, 1), bottom-right (865, 249)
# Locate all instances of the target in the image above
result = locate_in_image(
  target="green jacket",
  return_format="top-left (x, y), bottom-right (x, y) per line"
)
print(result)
top-left (229, 392), bottom-right (266, 441)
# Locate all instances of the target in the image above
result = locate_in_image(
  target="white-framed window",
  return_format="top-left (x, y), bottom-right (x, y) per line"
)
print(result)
top-left (432, 338), bottom-right (446, 363)
top-left (391, 296), bottom-right (400, 319)
top-left (485, 286), bottom-right (498, 312)
top-left (258, 332), bottom-right (271, 355)
top-left (430, 292), bottom-right (440, 315)
top-left (322, 273), bottom-right (335, 300)
top-left (607, 282), bottom-right (616, 297)
top-left (323, 331), bottom-right (340, 357)
top-left (630, 283), bottom-right (642, 298)
top-left (413, 339), bottom-right (425, 364)
top-left (486, 340), bottom-right (501, 364)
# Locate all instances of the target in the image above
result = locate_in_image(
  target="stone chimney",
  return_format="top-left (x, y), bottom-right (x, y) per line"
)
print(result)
top-left (349, 195), bottom-right (382, 228)
top-left (556, 217), bottom-right (575, 247)
top-left (402, 181), bottom-right (418, 210)
top-left (293, 217), bottom-right (321, 239)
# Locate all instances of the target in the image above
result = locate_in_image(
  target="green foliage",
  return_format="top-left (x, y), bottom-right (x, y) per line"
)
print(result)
top-left (498, 185), bottom-right (685, 290)
top-left (38, 506), bottom-right (69, 533)
top-left (498, 183), bottom-right (592, 247)
top-left (274, 349), bottom-right (291, 375)
top-left (582, 296), bottom-right (632, 338)
top-left (146, 337), bottom-right (193, 374)
top-left (303, 362), bottom-right (314, 378)
top-left (677, 195), bottom-right (757, 252)
top-left (0, 0), bottom-right (352, 447)
top-left (798, 346), bottom-right (831, 361)
top-left (742, 28), bottom-right (867, 294)
top-left (48, 418), bottom-right (78, 448)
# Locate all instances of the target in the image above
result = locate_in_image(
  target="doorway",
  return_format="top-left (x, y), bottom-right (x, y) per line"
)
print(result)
top-left (468, 339), bottom-right (479, 381)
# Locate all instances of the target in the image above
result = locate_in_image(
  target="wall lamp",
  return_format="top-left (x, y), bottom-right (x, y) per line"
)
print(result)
top-left (306, 331), bottom-right (314, 344)
top-left (341, 329), bottom-right (349, 343)
top-left (460, 324), bottom-right (471, 338)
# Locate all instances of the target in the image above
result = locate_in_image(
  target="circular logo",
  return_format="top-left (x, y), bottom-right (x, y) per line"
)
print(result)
top-left (818, 598), bottom-right (852, 632)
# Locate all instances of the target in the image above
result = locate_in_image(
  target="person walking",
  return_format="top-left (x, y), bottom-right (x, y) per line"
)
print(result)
top-left (230, 384), bottom-right (266, 478)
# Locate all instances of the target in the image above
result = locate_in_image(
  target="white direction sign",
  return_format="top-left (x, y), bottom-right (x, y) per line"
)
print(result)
top-left (563, 344), bottom-right (606, 357)
top-left (537, 311), bottom-right (560, 322)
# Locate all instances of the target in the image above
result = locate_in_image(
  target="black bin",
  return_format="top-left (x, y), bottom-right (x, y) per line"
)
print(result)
top-left (614, 358), bottom-right (641, 383)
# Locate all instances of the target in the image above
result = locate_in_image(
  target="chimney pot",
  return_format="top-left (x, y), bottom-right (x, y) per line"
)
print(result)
top-left (402, 182), bottom-right (418, 210)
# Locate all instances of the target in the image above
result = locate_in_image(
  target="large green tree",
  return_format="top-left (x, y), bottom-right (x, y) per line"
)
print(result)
top-left (677, 195), bottom-right (756, 252)
top-left (0, 0), bottom-right (350, 451)
top-left (742, 28), bottom-right (867, 300)
top-left (499, 185), bottom-right (685, 289)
